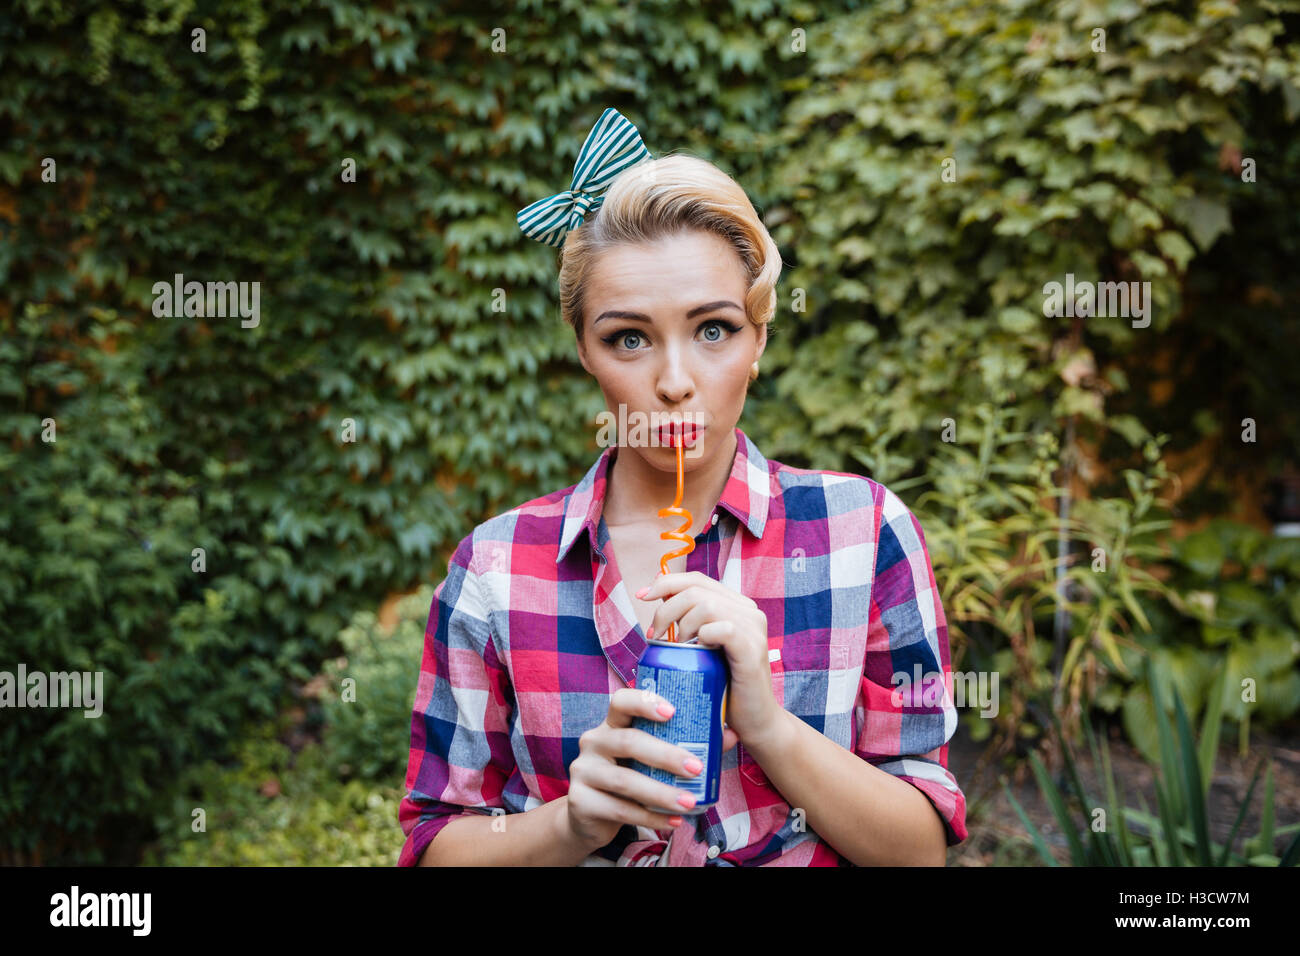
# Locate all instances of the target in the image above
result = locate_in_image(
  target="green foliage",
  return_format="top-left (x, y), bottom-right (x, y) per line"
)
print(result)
top-left (143, 718), bottom-right (405, 867)
top-left (0, 305), bottom-right (286, 864)
top-left (1120, 520), bottom-right (1300, 762)
top-left (1003, 660), bottom-right (1300, 866)
top-left (746, 0), bottom-right (1300, 749)
top-left (143, 587), bottom-right (429, 866)
top-left (757, 0), bottom-right (1300, 482)
top-left (905, 400), bottom-right (1173, 746)
top-left (319, 589), bottom-right (430, 783)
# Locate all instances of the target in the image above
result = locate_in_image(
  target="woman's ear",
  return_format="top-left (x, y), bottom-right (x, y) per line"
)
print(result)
top-left (753, 320), bottom-right (767, 364)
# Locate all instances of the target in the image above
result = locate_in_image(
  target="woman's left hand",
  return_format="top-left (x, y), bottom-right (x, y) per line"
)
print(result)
top-left (636, 571), bottom-right (780, 753)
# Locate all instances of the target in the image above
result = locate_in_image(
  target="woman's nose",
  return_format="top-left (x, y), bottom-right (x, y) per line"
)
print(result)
top-left (656, 353), bottom-right (696, 402)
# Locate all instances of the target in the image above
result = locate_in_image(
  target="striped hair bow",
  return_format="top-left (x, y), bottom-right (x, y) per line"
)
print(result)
top-left (516, 108), bottom-right (654, 249)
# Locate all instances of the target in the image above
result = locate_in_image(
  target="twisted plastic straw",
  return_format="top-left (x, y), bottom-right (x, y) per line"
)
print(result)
top-left (657, 431), bottom-right (695, 642)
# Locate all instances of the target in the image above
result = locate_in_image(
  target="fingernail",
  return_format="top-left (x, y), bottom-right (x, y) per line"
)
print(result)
top-left (635, 586), bottom-right (648, 598)
top-left (657, 702), bottom-right (674, 718)
top-left (677, 793), bottom-right (697, 809)
top-left (684, 757), bottom-right (703, 774)
top-left (646, 625), bottom-right (654, 640)
top-left (667, 816), bottom-right (684, 827)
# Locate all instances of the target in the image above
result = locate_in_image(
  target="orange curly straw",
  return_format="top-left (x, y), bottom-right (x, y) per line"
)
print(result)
top-left (657, 428), bottom-right (695, 642)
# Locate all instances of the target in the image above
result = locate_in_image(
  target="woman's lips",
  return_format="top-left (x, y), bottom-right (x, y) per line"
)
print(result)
top-left (656, 421), bottom-right (704, 446)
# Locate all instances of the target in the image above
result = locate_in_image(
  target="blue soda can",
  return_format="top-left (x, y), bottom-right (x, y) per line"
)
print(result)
top-left (630, 639), bottom-right (729, 814)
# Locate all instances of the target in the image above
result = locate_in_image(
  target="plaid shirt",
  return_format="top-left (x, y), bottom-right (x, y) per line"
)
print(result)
top-left (399, 427), bottom-right (967, 866)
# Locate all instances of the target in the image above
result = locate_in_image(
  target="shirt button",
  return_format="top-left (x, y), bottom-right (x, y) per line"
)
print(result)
top-left (710, 513), bottom-right (718, 526)
top-left (706, 844), bottom-right (720, 859)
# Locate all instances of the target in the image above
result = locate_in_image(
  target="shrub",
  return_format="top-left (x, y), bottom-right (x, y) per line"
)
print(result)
top-left (1004, 660), bottom-right (1300, 866)
top-left (318, 589), bottom-right (430, 783)
top-left (143, 588), bottom-right (430, 866)
top-left (1122, 519), bottom-right (1300, 761)
top-left (143, 717), bottom-right (405, 867)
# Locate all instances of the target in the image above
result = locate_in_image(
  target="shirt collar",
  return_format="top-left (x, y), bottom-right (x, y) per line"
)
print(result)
top-left (556, 425), bottom-right (771, 564)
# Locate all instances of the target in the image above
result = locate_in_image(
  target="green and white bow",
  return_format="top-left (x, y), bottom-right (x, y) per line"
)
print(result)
top-left (516, 108), bottom-right (654, 249)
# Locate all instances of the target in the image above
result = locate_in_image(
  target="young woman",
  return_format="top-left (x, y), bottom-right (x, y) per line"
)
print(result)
top-left (399, 109), bottom-right (966, 867)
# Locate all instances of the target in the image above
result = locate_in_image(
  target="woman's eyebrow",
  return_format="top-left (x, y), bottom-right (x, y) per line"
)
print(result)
top-left (593, 301), bottom-right (744, 326)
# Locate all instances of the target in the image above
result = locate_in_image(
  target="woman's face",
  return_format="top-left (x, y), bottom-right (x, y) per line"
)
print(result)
top-left (575, 228), bottom-right (766, 472)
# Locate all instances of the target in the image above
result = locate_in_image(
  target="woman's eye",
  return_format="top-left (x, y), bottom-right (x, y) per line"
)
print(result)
top-left (602, 329), bottom-right (644, 350)
top-left (699, 320), bottom-right (740, 342)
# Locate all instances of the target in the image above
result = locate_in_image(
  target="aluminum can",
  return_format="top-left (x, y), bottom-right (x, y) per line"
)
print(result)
top-left (630, 639), bottom-right (729, 814)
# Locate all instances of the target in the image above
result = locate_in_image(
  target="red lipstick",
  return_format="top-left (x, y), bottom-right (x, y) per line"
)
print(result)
top-left (656, 420), bottom-right (704, 447)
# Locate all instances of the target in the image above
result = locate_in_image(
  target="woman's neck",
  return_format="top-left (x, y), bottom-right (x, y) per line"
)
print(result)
top-left (602, 427), bottom-right (738, 536)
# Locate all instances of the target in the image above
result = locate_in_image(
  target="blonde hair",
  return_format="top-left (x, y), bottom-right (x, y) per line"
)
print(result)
top-left (557, 154), bottom-right (782, 338)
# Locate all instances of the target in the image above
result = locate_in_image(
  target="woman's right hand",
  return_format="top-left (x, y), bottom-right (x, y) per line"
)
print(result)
top-left (564, 687), bottom-right (706, 851)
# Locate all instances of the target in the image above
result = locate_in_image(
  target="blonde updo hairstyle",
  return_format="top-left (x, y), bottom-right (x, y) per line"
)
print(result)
top-left (557, 154), bottom-right (781, 344)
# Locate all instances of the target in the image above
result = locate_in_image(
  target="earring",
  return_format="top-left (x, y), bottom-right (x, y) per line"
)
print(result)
top-left (748, 361), bottom-right (760, 382)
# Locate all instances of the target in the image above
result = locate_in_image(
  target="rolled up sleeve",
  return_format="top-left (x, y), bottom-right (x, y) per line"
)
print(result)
top-left (855, 486), bottom-right (968, 847)
top-left (398, 535), bottom-right (516, 866)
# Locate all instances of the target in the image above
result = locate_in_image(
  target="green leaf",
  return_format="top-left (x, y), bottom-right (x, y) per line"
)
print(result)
top-left (1173, 690), bottom-right (1213, 864)
top-left (1002, 778), bottom-right (1060, 866)
top-left (1173, 196), bottom-right (1232, 252)
top-left (1219, 759), bottom-right (1265, 866)
top-left (1198, 668), bottom-right (1226, 794)
top-left (1122, 685), bottom-right (1160, 765)
top-left (1028, 750), bottom-right (1089, 863)
top-left (997, 307), bottom-right (1038, 334)
top-left (1155, 230), bottom-right (1197, 271)
top-left (1178, 529), bottom-right (1226, 578)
